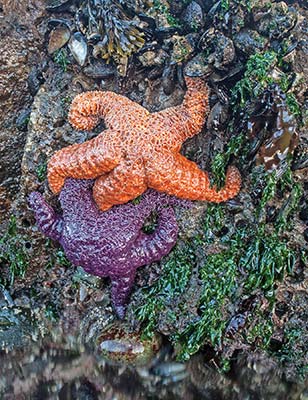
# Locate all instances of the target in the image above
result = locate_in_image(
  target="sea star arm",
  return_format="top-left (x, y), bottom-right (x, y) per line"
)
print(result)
top-left (28, 192), bottom-right (62, 241)
top-left (152, 77), bottom-right (209, 142)
top-left (93, 158), bottom-right (147, 211)
top-left (47, 129), bottom-right (122, 194)
top-left (147, 152), bottom-right (241, 202)
top-left (129, 207), bottom-right (178, 267)
top-left (110, 269), bottom-right (137, 319)
top-left (68, 91), bottom-right (149, 131)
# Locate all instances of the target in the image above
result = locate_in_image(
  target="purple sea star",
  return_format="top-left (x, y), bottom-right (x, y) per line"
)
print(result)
top-left (29, 179), bottom-right (189, 318)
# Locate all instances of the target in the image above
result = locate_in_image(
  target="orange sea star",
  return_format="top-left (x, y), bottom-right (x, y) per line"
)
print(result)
top-left (48, 77), bottom-right (241, 210)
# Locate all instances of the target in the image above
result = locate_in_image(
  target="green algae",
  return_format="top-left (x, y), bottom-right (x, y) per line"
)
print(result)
top-left (286, 93), bottom-right (301, 119)
top-left (277, 325), bottom-right (308, 381)
top-left (53, 48), bottom-right (70, 72)
top-left (231, 51), bottom-right (278, 107)
top-left (153, 0), bottom-right (182, 28)
top-left (174, 248), bottom-right (238, 360)
top-left (231, 50), bottom-right (301, 121)
top-left (36, 162), bottom-right (47, 183)
top-left (275, 184), bottom-right (303, 232)
top-left (44, 302), bottom-right (60, 322)
top-left (134, 223), bottom-right (296, 361)
top-left (134, 162), bottom-right (299, 368)
top-left (56, 248), bottom-right (71, 267)
top-left (211, 134), bottom-right (245, 188)
top-left (241, 228), bottom-right (295, 294)
top-left (0, 216), bottom-right (29, 287)
top-left (135, 244), bottom-right (194, 339)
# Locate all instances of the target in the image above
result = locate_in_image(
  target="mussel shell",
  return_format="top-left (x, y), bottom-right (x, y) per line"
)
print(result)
top-left (68, 32), bottom-right (88, 66)
top-left (209, 64), bottom-right (243, 83)
top-left (83, 60), bottom-right (116, 79)
top-left (291, 154), bottom-right (308, 171)
top-left (184, 53), bottom-right (212, 77)
top-left (233, 29), bottom-right (265, 55)
top-left (162, 62), bottom-right (177, 95)
top-left (48, 25), bottom-right (71, 54)
top-left (206, 101), bottom-right (229, 131)
top-left (45, 0), bottom-right (74, 12)
top-left (181, 1), bottom-right (205, 30)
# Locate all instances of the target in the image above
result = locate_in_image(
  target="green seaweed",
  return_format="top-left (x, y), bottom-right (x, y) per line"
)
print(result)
top-left (275, 183), bottom-right (303, 232)
top-left (256, 170), bottom-right (277, 219)
top-left (231, 50), bottom-right (301, 124)
top-left (56, 248), bottom-right (71, 267)
top-left (153, 0), bottom-right (182, 28)
top-left (44, 302), bottom-right (60, 322)
top-left (245, 308), bottom-right (274, 348)
top-left (201, 203), bottom-right (225, 244)
top-left (53, 48), bottom-right (70, 72)
top-left (0, 216), bottom-right (29, 287)
top-left (173, 224), bottom-right (294, 360)
top-left (277, 325), bottom-right (308, 381)
top-left (286, 93), bottom-right (301, 119)
top-left (135, 244), bottom-right (194, 339)
top-left (174, 247), bottom-right (238, 360)
top-left (36, 162), bottom-right (47, 183)
top-left (211, 134), bottom-right (245, 188)
top-left (134, 201), bottom-right (295, 362)
top-left (231, 51), bottom-right (278, 106)
top-left (241, 227), bottom-right (295, 295)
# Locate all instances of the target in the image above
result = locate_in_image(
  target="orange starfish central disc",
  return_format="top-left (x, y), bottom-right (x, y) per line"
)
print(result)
top-left (48, 77), bottom-right (241, 210)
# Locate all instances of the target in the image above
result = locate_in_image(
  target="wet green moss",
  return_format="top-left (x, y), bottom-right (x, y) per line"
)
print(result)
top-left (0, 216), bottom-right (29, 287)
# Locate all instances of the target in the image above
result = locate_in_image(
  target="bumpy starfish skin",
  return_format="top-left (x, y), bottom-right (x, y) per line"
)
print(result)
top-left (29, 179), bottom-right (189, 318)
top-left (48, 77), bottom-right (241, 210)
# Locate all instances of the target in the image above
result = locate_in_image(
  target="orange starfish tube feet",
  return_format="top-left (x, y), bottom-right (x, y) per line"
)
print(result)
top-left (47, 77), bottom-right (241, 210)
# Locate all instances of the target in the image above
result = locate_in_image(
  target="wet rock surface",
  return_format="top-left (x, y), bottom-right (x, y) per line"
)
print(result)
top-left (0, 0), bottom-right (308, 398)
top-left (0, 1), bottom-right (45, 219)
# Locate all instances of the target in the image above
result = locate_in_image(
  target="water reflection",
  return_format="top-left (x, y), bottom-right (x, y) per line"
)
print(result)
top-left (1, 336), bottom-right (306, 400)
top-left (0, 287), bottom-right (306, 400)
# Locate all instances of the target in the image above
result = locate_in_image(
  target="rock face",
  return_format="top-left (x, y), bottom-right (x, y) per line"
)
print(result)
top-left (0, 0), bottom-right (308, 395)
top-left (0, 1), bottom-right (45, 221)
